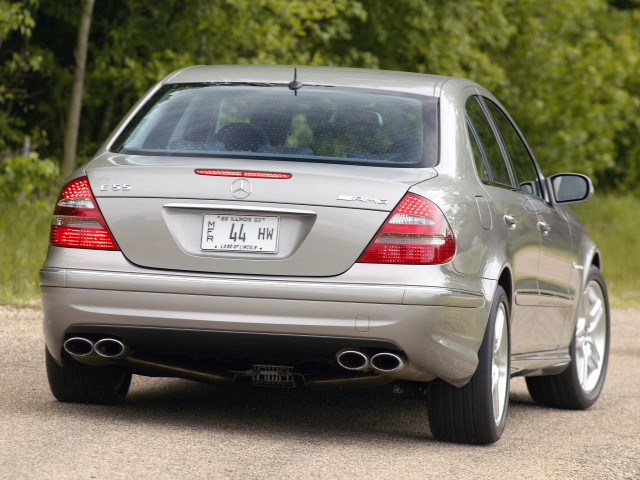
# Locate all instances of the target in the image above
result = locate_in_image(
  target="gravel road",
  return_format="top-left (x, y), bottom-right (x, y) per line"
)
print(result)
top-left (1, 306), bottom-right (638, 479)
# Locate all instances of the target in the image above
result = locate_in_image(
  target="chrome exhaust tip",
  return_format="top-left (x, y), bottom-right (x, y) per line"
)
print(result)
top-left (63, 337), bottom-right (94, 357)
top-left (336, 350), bottom-right (370, 371)
top-left (370, 352), bottom-right (405, 372)
top-left (94, 338), bottom-right (128, 359)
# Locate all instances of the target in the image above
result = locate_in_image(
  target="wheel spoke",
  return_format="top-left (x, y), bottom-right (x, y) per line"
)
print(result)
top-left (586, 286), bottom-right (603, 332)
top-left (492, 365), bottom-right (500, 415)
top-left (586, 338), bottom-right (601, 371)
top-left (587, 307), bottom-right (603, 334)
top-left (491, 304), bottom-right (508, 425)
top-left (575, 315), bottom-right (586, 338)
top-left (578, 342), bottom-right (589, 386)
top-left (493, 314), bottom-right (504, 355)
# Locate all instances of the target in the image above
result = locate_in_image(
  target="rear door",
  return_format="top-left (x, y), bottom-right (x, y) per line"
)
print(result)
top-left (466, 96), bottom-right (541, 355)
top-left (482, 98), bottom-right (573, 351)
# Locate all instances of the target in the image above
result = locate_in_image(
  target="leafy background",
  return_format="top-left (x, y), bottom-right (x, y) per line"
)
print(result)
top-left (1, 0), bottom-right (639, 304)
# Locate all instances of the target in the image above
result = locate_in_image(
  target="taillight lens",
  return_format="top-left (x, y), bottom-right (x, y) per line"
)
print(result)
top-left (50, 177), bottom-right (119, 250)
top-left (357, 193), bottom-right (455, 264)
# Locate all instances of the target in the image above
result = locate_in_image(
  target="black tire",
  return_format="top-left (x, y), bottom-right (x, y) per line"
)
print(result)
top-left (427, 286), bottom-right (510, 444)
top-left (45, 347), bottom-right (132, 405)
top-left (526, 266), bottom-right (609, 409)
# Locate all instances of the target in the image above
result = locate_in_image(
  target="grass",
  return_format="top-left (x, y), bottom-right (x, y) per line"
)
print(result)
top-left (0, 194), bottom-right (636, 307)
top-left (571, 193), bottom-right (640, 307)
top-left (0, 197), bottom-right (54, 307)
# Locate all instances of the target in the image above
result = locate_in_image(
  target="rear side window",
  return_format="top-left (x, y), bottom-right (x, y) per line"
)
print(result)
top-left (112, 84), bottom-right (439, 168)
top-left (483, 100), bottom-right (542, 198)
top-left (467, 124), bottom-right (490, 183)
top-left (465, 97), bottom-right (512, 186)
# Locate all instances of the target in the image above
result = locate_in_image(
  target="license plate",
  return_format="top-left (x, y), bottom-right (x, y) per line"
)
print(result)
top-left (201, 214), bottom-right (279, 253)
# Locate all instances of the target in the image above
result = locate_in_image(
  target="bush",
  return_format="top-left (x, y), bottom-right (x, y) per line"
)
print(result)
top-left (0, 153), bottom-right (60, 203)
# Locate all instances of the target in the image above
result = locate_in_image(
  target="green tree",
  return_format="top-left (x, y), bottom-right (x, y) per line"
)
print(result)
top-left (496, 0), bottom-right (638, 178)
top-left (3, 0), bottom-right (640, 191)
top-left (0, 0), bottom-right (42, 154)
top-left (336, 0), bottom-right (514, 87)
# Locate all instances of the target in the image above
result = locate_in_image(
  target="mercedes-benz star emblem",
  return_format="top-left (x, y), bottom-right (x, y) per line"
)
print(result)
top-left (230, 179), bottom-right (252, 199)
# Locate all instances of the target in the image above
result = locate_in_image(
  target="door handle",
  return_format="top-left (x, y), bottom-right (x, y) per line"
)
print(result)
top-left (538, 221), bottom-right (551, 235)
top-left (504, 215), bottom-right (518, 229)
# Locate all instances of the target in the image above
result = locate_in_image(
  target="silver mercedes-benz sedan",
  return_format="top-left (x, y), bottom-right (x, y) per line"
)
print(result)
top-left (41, 65), bottom-right (609, 444)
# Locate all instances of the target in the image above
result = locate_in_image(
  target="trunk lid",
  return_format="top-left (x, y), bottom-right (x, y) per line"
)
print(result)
top-left (87, 154), bottom-right (436, 276)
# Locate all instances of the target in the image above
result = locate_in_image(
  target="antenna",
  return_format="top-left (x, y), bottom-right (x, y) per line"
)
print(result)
top-left (288, 68), bottom-right (303, 95)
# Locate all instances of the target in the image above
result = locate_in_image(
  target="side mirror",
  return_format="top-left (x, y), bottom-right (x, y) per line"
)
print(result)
top-left (547, 173), bottom-right (593, 204)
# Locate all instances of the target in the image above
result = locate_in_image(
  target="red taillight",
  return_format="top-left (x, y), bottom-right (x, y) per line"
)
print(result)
top-left (195, 169), bottom-right (292, 179)
top-left (49, 177), bottom-right (119, 250)
top-left (357, 193), bottom-right (455, 265)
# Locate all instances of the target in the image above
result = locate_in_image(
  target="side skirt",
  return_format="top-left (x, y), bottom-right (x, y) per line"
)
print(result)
top-left (510, 349), bottom-right (571, 377)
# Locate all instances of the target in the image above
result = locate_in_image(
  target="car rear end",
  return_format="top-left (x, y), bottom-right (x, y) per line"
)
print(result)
top-left (41, 66), bottom-right (490, 390)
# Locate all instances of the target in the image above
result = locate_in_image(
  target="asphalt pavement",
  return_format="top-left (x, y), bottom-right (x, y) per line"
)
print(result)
top-left (1, 306), bottom-right (638, 479)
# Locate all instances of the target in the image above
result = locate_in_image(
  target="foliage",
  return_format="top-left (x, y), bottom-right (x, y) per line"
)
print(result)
top-left (497, 0), bottom-right (639, 178)
top-left (341, 0), bottom-right (514, 88)
top-left (0, 152), bottom-right (59, 201)
top-left (1, 0), bottom-right (638, 184)
top-left (0, 0), bottom-right (639, 305)
top-left (592, 7), bottom-right (640, 191)
top-left (0, 0), bottom-right (43, 154)
top-left (341, 0), bottom-right (640, 181)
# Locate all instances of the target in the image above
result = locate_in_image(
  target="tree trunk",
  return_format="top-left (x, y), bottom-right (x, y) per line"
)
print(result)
top-left (62, 0), bottom-right (95, 178)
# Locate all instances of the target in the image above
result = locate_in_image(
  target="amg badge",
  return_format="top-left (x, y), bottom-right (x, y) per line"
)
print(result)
top-left (337, 195), bottom-right (388, 205)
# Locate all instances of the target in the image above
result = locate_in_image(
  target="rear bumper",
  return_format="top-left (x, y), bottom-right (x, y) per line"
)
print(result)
top-left (40, 267), bottom-right (484, 307)
top-left (40, 257), bottom-right (493, 387)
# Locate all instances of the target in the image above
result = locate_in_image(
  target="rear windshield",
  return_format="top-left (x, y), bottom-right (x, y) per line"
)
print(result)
top-left (111, 84), bottom-right (438, 167)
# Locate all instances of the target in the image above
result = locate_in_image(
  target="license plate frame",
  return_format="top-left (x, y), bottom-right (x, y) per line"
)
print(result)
top-left (200, 214), bottom-right (279, 253)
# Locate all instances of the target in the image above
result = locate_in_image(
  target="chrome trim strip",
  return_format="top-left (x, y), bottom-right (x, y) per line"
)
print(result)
top-left (40, 268), bottom-right (484, 308)
top-left (514, 290), bottom-right (538, 306)
top-left (164, 203), bottom-right (316, 216)
top-left (538, 290), bottom-right (573, 308)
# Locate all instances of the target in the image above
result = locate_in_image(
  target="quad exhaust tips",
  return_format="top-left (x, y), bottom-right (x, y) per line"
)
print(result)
top-left (63, 337), bottom-right (129, 365)
top-left (336, 350), bottom-right (370, 371)
top-left (370, 352), bottom-right (405, 372)
top-left (94, 338), bottom-right (128, 359)
top-left (63, 337), bottom-right (94, 358)
top-left (336, 350), bottom-right (406, 374)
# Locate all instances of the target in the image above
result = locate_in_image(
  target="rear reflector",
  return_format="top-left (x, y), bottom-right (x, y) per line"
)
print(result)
top-left (195, 169), bottom-right (291, 179)
top-left (357, 193), bottom-right (455, 264)
top-left (49, 177), bottom-right (119, 250)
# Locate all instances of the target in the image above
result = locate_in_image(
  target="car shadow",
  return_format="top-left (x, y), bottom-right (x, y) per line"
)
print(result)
top-left (51, 376), bottom-right (539, 443)
top-left (122, 379), bottom-right (430, 441)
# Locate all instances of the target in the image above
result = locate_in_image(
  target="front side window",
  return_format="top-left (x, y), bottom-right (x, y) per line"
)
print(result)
top-left (112, 85), bottom-right (438, 168)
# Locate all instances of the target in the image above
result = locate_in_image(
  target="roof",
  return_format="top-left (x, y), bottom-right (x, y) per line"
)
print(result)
top-left (163, 65), bottom-right (453, 96)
